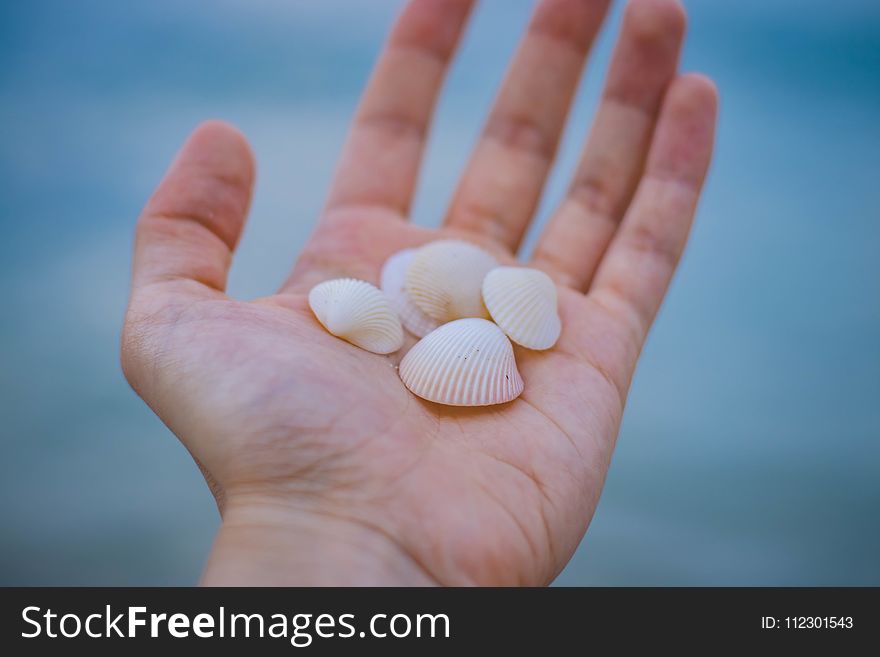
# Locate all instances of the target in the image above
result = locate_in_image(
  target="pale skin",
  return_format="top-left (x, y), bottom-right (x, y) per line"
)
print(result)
top-left (122, 0), bottom-right (717, 585)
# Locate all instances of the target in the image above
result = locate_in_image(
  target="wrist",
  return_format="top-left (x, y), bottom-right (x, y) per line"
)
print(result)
top-left (201, 494), bottom-right (436, 586)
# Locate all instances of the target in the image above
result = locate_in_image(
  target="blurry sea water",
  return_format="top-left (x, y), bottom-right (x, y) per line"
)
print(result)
top-left (1, 0), bottom-right (878, 585)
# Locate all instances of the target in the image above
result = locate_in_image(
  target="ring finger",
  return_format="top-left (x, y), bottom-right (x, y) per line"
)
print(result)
top-left (532, 0), bottom-right (686, 290)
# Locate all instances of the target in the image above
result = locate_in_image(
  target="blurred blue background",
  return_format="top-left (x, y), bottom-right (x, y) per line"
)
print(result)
top-left (1, 0), bottom-right (878, 585)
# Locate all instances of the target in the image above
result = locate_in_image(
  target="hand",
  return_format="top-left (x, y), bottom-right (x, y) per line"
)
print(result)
top-left (122, 0), bottom-right (717, 586)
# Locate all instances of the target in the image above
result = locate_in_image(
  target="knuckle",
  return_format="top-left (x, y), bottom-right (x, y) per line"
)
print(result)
top-left (484, 113), bottom-right (555, 160)
top-left (567, 175), bottom-right (616, 219)
top-left (624, 224), bottom-right (680, 269)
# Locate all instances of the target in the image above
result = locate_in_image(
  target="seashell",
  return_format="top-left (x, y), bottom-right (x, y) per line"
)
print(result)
top-left (482, 267), bottom-right (561, 350)
top-left (380, 248), bottom-right (441, 338)
top-left (308, 278), bottom-right (404, 354)
top-left (398, 318), bottom-right (524, 406)
top-left (405, 240), bottom-right (497, 323)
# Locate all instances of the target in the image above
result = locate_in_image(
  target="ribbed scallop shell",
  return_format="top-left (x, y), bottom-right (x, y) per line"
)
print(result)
top-left (398, 318), bottom-right (524, 406)
top-left (482, 267), bottom-right (561, 350)
top-left (308, 278), bottom-right (404, 354)
top-left (379, 248), bottom-right (441, 338)
top-left (405, 240), bottom-right (497, 322)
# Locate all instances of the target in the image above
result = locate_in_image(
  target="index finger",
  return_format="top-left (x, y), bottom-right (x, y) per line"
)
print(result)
top-left (324, 0), bottom-right (475, 217)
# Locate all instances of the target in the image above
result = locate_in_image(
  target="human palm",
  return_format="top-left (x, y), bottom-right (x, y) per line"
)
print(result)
top-left (122, 0), bottom-right (716, 586)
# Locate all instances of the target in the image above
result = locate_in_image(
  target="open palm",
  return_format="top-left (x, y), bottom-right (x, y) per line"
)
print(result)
top-left (122, 0), bottom-right (716, 586)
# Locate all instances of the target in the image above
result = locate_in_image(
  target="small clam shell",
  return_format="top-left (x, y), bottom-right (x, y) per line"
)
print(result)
top-left (380, 248), bottom-right (441, 338)
top-left (308, 278), bottom-right (404, 354)
top-left (405, 239), bottom-right (497, 322)
top-left (399, 318), bottom-right (524, 406)
top-left (482, 266), bottom-right (561, 350)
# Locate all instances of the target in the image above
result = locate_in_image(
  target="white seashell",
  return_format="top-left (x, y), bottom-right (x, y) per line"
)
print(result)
top-left (399, 318), bottom-right (524, 406)
top-left (308, 278), bottom-right (404, 354)
top-left (482, 267), bottom-right (561, 350)
top-left (379, 248), bottom-right (441, 338)
top-left (405, 240), bottom-right (497, 323)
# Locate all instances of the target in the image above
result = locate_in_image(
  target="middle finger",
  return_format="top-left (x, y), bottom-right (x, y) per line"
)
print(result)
top-left (443, 0), bottom-right (611, 250)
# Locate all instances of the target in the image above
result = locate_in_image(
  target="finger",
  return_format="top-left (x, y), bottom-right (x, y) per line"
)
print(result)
top-left (325, 0), bottom-right (475, 216)
top-left (532, 0), bottom-right (686, 289)
top-left (589, 73), bottom-right (718, 342)
top-left (132, 120), bottom-right (255, 295)
top-left (444, 0), bottom-right (611, 249)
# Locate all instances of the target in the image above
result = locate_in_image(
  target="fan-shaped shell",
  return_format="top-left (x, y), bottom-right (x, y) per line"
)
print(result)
top-left (482, 267), bottom-right (561, 350)
top-left (398, 318), bottom-right (523, 406)
top-left (380, 248), bottom-right (441, 338)
top-left (308, 278), bottom-right (404, 354)
top-left (405, 240), bottom-right (497, 323)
